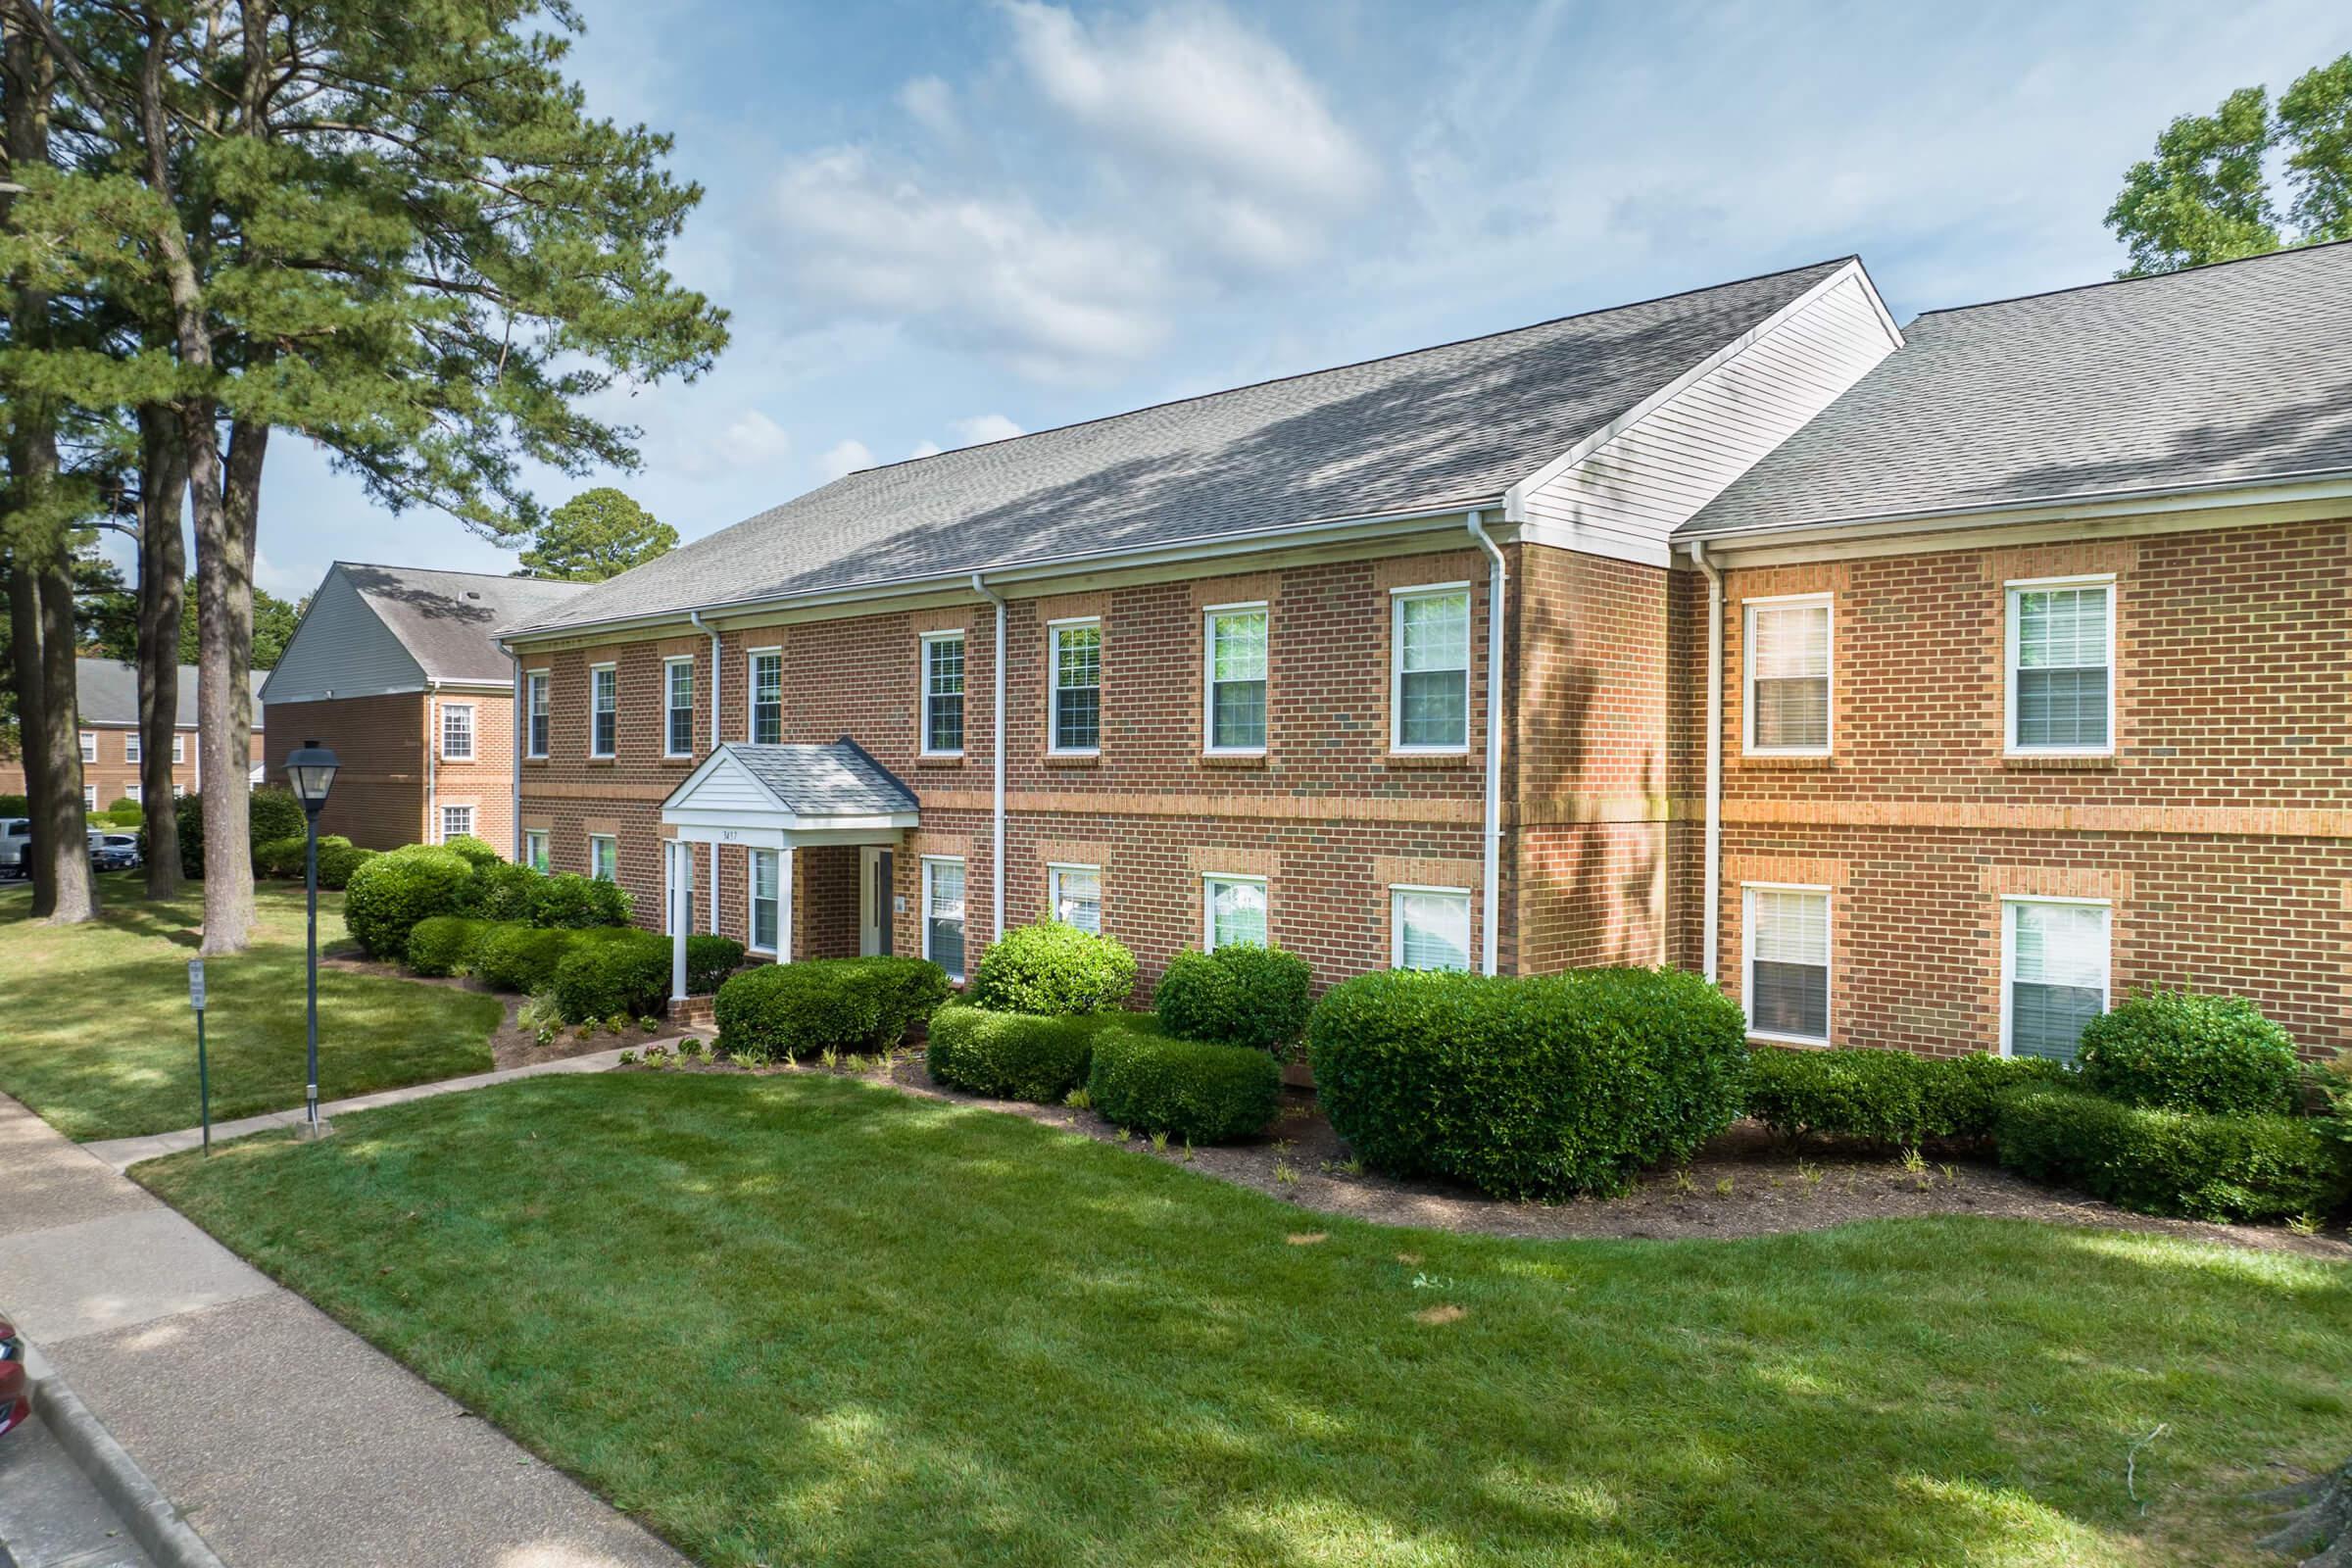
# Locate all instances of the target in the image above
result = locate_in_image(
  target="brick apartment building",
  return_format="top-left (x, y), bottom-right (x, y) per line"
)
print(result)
top-left (261, 564), bottom-right (587, 852)
top-left (0, 658), bottom-right (265, 809)
top-left (496, 242), bottom-right (2352, 1064)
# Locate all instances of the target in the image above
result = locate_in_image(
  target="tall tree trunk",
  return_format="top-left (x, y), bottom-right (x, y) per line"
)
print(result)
top-left (31, 542), bottom-right (93, 919)
top-left (188, 406), bottom-right (255, 952)
top-left (4, 547), bottom-right (52, 913)
top-left (135, 406), bottom-right (185, 899)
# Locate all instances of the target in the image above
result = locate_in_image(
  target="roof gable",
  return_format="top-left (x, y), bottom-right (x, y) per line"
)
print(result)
top-left (662, 741), bottom-right (918, 828)
top-left (75, 658), bottom-right (265, 729)
top-left (263, 564), bottom-right (592, 703)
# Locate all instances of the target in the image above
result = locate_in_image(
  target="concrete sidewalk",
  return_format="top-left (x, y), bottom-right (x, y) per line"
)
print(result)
top-left (0, 1093), bottom-right (688, 1568)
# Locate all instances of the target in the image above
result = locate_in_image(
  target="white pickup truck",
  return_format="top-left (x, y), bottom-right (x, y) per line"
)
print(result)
top-left (0, 817), bottom-right (29, 879)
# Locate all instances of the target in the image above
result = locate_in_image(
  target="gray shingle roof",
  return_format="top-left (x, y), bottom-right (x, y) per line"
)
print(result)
top-left (74, 658), bottom-right (266, 729)
top-left (1686, 240), bottom-right (2352, 538)
top-left (339, 564), bottom-right (589, 681)
top-left (722, 740), bottom-right (916, 817)
top-left (513, 260), bottom-right (1854, 636)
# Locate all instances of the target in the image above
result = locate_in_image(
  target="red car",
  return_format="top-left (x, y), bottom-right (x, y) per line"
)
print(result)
top-left (0, 1317), bottom-right (25, 1438)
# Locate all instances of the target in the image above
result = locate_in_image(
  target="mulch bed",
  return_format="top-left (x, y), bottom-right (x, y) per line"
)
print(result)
top-left (321, 951), bottom-right (673, 1068)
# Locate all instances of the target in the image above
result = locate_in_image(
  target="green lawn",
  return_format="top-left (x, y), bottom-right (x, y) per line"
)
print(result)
top-left (140, 1071), bottom-right (2352, 1567)
top-left (1, 871), bottom-right (501, 1140)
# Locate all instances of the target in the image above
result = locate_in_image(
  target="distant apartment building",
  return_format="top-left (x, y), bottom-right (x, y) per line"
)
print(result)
top-left (0, 658), bottom-right (265, 809)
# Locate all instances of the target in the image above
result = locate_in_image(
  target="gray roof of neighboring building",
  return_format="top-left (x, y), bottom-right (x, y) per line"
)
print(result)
top-left (75, 657), bottom-right (266, 729)
top-left (721, 740), bottom-right (917, 817)
top-left (511, 259), bottom-right (1855, 636)
top-left (1685, 240), bottom-right (2352, 538)
top-left (341, 564), bottom-right (590, 681)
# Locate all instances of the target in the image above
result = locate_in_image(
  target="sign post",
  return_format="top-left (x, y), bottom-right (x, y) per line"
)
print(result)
top-left (187, 958), bottom-right (210, 1154)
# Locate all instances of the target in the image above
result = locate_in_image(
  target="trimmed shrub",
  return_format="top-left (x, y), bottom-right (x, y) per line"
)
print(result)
top-left (440, 834), bottom-right (502, 871)
top-left (342, 845), bottom-right (473, 959)
top-left (685, 934), bottom-right (746, 996)
top-left (1309, 967), bottom-right (1749, 1200)
top-left (0, 793), bottom-right (24, 816)
top-left (1992, 1083), bottom-right (2350, 1222)
top-left (2078, 988), bottom-right (2301, 1116)
top-left (969, 921), bottom-right (1138, 1016)
top-left (474, 923), bottom-right (583, 995)
top-left (163, 785), bottom-right (308, 879)
top-left (1745, 1047), bottom-right (2074, 1146)
top-left (927, 1004), bottom-right (1126, 1102)
top-left (316, 839), bottom-right (372, 890)
top-left (250, 787), bottom-right (305, 849)
top-left (530, 872), bottom-right (631, 929)
top-left (713, 956), bottom-right (950, 1060)
top-left (105, 798), bottom-right (142, 823)
top-left (407, 915), bottom-right (492, 977)
top-left (552, 930), bottom-right (674, 1024)
top-left (464, 859), bottom-right (544, 922)
top-left (254, 835), bottom-right (309, 879)
top-left (1153, 945), bottom-right (1313, 1053)
top-left (1087, 1021), bottom-right (1284, 1144)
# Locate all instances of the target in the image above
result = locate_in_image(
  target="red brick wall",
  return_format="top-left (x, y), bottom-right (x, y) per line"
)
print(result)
top-left (267, 695), bottom-right (425, 850)
top-left (424, 690), bottom-right (518, 854)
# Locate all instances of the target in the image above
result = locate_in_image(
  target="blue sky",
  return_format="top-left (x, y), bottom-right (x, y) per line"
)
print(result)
top-left (223, 0), bottom-right (2352, 598)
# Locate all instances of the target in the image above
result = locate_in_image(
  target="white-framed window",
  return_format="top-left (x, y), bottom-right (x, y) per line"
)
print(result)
top-left (2006, 576), bottom-right (2114, 756)
top-left (1743, 594), bottom-right (1832, 756)
top-left (525, 670), bottom-right (550, 758)
top-left (749, 648), bottom-right (782, 744)
top-left (440, 803), bottom-right (474, 843)
top-left (1049, 618), bottom-right (1102, 754)
top-left (589, 833), bottom-right (618, 882)
top-left (522, 829), bottom-right (549, 872)
top-left (172, 782), bottom-right (185, 799)
top-left (2001, 897), bottom-right (2110, 1063)
top-left (81, 784), bottom-right (96, 811)
top-left (172, 732), bottom-right (186, 765)
top-left (1743, 884), bottom-right (1831, 1045)
top-left (1391, 584), bottom-right (1471, 752)
top-left (124, 782), bottom-right (141, 805)
top-left (1202, 602), bottom-right (1268, 754)
top-left (441, 702), bottom-right (475, 761)
top-left (922, 856), bottom-right (967, 981)
top-left (750, 848), bottom-right (780, 953)
top-left (663, 657), bottom-right (696, 758)
top-left (78, 731), bottom-right (96, 763)
top-left (1049, 862), bottom-right (1102, 934)
top-left (1202, 873), bottom-right (1268, 951)
top-left (920, 632), bottom-right (965, 757)
top-left (588, 664), bottom-right (617, 758)
top-left (124, 731), bottom-right (141, 764)
top-left (1391, 885), bottom-right (1472, 972)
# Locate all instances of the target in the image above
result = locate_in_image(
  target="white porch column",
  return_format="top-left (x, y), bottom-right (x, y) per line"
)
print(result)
top-left (669, 841), bottom-right (689, 1002)
top-left (775, 840), bottom-right (795, 964)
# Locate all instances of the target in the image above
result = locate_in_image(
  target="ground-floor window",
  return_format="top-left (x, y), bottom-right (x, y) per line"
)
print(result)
top-left (1391, 885), bottom-right (1471, 971)
top-left (82, 785), bottom-right (96, 811)
top-left (2002, 897), bottom-right (2109, 1063)
top-left (1202, 873), bottom-right (1267, 951)
top-left (123, 782), bottom-right (141, 805)
top-left (523, 830), bottom-right (549, 872)
top-left (923, 856), bottom-right (966, 981)
top-left (1744, 884), bottom-right (1830, 1044)
top-left (441, 804), bottom-right (474, 843)
top-left (750, 849), bottom-right (779, 953)
top-left (590, 833), bottom-right (618, 883)
top-left (1049, 862), bottom-right (1101, 934)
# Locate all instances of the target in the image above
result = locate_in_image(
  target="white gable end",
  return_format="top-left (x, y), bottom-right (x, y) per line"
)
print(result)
top-left (1507, 264), bottom-right (1901, 566)
top-left (259, 565), bottom-right (428, 705)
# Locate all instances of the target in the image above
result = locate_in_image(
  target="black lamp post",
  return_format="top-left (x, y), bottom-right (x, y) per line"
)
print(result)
top-left (285, 740), bottom-right (340, 1140)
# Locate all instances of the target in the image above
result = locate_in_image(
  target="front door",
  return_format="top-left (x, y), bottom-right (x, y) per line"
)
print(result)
top-left (858, 847), bottom-right (890, 956)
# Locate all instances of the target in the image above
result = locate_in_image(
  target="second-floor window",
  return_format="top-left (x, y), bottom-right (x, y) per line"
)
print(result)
top-left (124, 731), bottom-right (140, 763)
top-left (664, 658), bottom-right (696, 758)
top-left (2008, 577), bottom-right (2113, 755)
top-left (589, 665), bottom-right (617, 757)
top-left (1051, 619), bottom-right (1101, 754)
top-left (1744, 596), bottom-right (1832, 755)
top-left (79, 731), bottom-right (96, 763)
top-left (172, 733), bottom-right (186, 764)
top-left (1203, 604), bottom-right (1267, 754)
top-left (1392, 586), bottom-right (1470, 752)
top-left (750, 649), bottom-right (783, 744)
top-left (921, 632), bottom-right (965, 756)
top-left (526, 671), bottom-right (550, 758)
top-left (441, 703), bottom-right (475, 761)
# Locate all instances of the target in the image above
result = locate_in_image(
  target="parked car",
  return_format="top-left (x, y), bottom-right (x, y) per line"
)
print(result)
top-left (0, 817), bottom-right (29, 880)
top-left (0, 1316), bottom-right (24, 1440)
top-left (88, 831), bottom-right (142, 871)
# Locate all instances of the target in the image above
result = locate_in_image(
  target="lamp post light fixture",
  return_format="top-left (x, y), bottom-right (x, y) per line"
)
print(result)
top-left (285, 740), bottom-right (340, 1140)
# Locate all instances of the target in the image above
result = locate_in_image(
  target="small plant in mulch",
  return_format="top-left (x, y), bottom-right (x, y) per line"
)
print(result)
top-left (680, 1038), bottom-right (706, 1059)
top-left (644, 1043), bottom-right (672, 1068)
top-left (617, 1050), bottom-right (638, 1066)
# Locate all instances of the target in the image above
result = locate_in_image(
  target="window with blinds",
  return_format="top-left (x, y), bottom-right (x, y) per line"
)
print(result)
top-left (589, 666), bottom-right (617, 757)
top-left (750, 651), bottom-right (783, 744)
top-left (1745, 886), bottom-right (1829, 1042)
top-left (1051, 620), bottom-right (1102, 753)
top-left (2004, 899), bottom-right (2107, 1062)
top-left (1203, 875), bottom-right (1267, 950)
top-left (1745, 598), bottom-right (1831, 753)
top-left (664, 659), bottom-right (695, 757)
top-left (1050, 863), bottom-right (1101, 934)
top-left (590, 834), bottom-right (617, 883)
top-left (2008, 581), bottom-right (2112, 752)
top-left (1392, 887), bottom-right (1471, 972)
top-left (922, 633), bottom-right (965, 755)
top-left (751, 849), bottom-right (780, 953)
top-left (1392, 587), bottom-right (1470, 751)
top-left (441, 703), bottom-right (475, 760)
top-left (526, 672), bottom-right (549, 757)
top-left (1204, 605), bottom-right (1268, 752)
top-left (923, 857), bottom-right (966, 980)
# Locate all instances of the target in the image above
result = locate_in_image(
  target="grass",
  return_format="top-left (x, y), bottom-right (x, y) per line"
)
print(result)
top-left (1, 870), bottom-right (501, 1140)
top-left (141, 1071), bottom-right (2352, 1567)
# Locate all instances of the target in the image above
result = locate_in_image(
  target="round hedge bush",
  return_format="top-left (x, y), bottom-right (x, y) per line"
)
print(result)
top-left (1992, 1082), bottom-right (2349, 1221)
top-left (342, 845), bottom-right (473, 959)
top-left (1309, 967), bottom-right (1749, 1200)
top-left (1153, 944), bottom-right (1312, 1053)
top-left (2078, 989), bottom-right (2302, 1116)
top-left (161, 785), bottom-right (308, 880)
top-left (463, 859), bottom-right (544, 922)
top-left (713, 956), bottom-right (950, 1060)
top-left (1086, 1021), bottom-right (1283, 1144)
top-left (407, 914), bottom-right (492, 977)
top-left (250, 786), bottom-right (305, 849)
top-left (440, 834), bottom-right (503, 872)
top-left (1745, 1046), bottom-right (2073, 1146)
top-left (106, 798), bottom-right (142, 823)
top-left (473, 923), bottom-right (582, 995)
top-left (969, 921), bottom-right (1138, 1015)
top-left (253, 834), bottom-right (309, 879)
top-left (552, 929), bottom-right (674, 1023)
top-left (926, 1004), bottom-right (1123, 1102)
top-left (686, 934), bottom-right (746, 995)
top-left (530, 871), bottom-right (631, 929)
top-left (316, 839), bottom-right (373, 890)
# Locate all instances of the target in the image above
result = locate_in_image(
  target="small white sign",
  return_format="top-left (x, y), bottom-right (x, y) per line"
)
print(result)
top-left (187, 958), bottom-right (206, 1010)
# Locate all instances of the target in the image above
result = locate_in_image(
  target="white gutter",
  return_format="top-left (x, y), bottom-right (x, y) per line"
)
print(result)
top-left (1466, 511), bottom-right (1505, 977)
top-left (1686, 540), bottom-right (1724, 986)
top-left (970, 571), bottom-right (1008, 946)
top-left (688, 610), bottom-right (720, 933)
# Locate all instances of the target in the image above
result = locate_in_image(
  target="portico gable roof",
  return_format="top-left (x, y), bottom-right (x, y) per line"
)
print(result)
top-left (661, 739), bottom-right (919, 843)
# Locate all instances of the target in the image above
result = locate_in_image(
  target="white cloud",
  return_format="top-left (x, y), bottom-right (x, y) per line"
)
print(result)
top-left (907, 440), bottom-right (945, 460)
top-left (897, 74), bottom-right (957, 139)
top-left (951, 413), bottom-right (1024, 445)
top-left (816, 439), bottom-right (876, 481)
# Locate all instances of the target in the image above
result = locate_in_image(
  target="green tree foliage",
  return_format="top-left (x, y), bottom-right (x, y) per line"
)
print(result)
top-left (2107, 53), bottom-right (2352, 274)
top-left (516, 488), bottom-right (678, 582)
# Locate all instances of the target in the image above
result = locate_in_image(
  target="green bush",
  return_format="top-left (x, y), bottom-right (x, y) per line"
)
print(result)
top-left (1153, 945), bottom-right (1313, 1053)
top-left (474, 923), bottom-right (583, 995)
top-left (406, 915), bottom-right (492, 977)
top-left (342, 845), bottom-right (473, 959)
top-left (552, 930), bottom-right (674, 1024)
top-left (686, 934), bottom-right (745, 995)
top-left (713, 956), bottom-right (950, 1060)
top-left (463, 860), bottom-right (544, 923)
top-left (1745, 1047), bottom-right (2074, 1146)
top-left (0, 793), bottom-right (24, 816)
top-left (316, 839), bottom-right (372, 890)
top-left (969, 921), bottom-right (1138, 1015)
top-left (2320, 1054), bottom-right (2352, 1146)
top-left (253, 834), bottom-right (308, 879)
top-left (440, 833), bottom-right (502, 871)
top-left (105, 798), bottom-right (142, 824)
top-left (1309, 967), bottom-right (1749, 1200)
top-left (2078, 988), bottom-right (2302, 1116)
top-left (1992, 1083), bottom-right (2350, 1222)
top-left (161, 785), bottom-right (308, 879)
top-left (530, 872), bottom-right (631, 929)
top-left (1087, 1021), bottom-right (1284, 1144)
top-left (250, 787), bottom-right (305, 849)
top-left (926, 1004), bottom-right (1127, 1102)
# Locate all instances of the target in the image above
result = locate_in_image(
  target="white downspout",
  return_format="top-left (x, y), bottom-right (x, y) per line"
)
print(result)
top-left (970, 571), bottom-right (1007, 945)
top-left (507, 651), bottom-right (521, 861)
top-left (1688, 540), bottom-right (1724, 986)
top-left (1466, 511), bottom-right (1505, 977)
top-left (424, 677), bottom-right (442, 843)
top-left (688, 610), bottom-right (720, 934)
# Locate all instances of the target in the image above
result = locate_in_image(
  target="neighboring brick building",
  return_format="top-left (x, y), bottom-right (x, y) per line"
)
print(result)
top-left (498, 241), bottom-right (2352, 1064)
top-left (0, 658), bottom-right (265, 809)
top-left (261, 564), bottom-right (587, 852)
